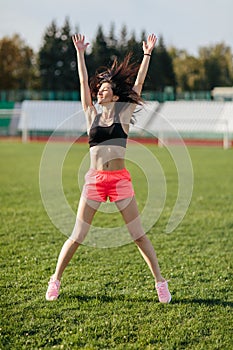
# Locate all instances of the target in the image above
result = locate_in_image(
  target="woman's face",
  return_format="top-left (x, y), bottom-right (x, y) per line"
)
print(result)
top-left (97, 82), bottom-right (118, 104)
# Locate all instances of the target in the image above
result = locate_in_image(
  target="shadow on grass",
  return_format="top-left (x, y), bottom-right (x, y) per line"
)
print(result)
top-left (171, 298), bottom-right (233, 308)
top-left (64, 293), bottom-right (233, 308)
top-left (65, 293), bottom-right (155, 304)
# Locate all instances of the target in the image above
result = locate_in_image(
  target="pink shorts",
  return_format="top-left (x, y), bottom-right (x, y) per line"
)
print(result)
top-left (82, 168), bottom-right (134, 202)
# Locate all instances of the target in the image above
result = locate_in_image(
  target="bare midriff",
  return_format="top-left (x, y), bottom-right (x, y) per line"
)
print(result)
top-left (89, 145), bottom-right (126, 170)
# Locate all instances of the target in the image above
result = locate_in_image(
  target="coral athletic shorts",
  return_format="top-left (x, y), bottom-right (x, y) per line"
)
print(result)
top-left (82, 168), bottom-right (134, 202)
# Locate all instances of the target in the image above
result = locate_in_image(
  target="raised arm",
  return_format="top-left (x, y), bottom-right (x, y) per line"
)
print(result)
top-left (72, 34), bottom-right (93, 111)
top-left (133, 34), bottom-right (157, 96)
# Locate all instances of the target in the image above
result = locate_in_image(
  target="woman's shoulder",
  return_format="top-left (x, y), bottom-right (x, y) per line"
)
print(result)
top-left (84, 105), bottom-right (98, 117)
top-left (85, 105), bottom-right (99, 123)
top-left (118, 102), bottom-right (137, 123)
top-left (84, 105), bottom-right (99, 133)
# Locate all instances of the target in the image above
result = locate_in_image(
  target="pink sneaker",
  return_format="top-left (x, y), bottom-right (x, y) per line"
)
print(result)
top-left (46, 276), bottom-right (60, 301)
top-left (155, 280), bottom-right (171, 303)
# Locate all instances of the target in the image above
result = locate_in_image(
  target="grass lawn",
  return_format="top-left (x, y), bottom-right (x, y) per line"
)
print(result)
top-left (0, 141), bottom-right (232, 349)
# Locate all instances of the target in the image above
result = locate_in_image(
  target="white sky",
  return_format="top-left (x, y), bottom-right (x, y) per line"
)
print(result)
top-left (0, 0), bottom-right (232, 56)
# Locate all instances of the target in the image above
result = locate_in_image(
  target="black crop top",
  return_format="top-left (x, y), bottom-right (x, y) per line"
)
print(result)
top-left (88, 113), bottom-right (128, 148)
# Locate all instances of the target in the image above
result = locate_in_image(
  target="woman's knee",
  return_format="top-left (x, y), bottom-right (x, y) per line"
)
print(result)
top-left (134, 233), bottom-right (147, 244)
top-left (67, 237), bottom-right (80, 247)
top-left (69, 218), bottom-right (91, 243)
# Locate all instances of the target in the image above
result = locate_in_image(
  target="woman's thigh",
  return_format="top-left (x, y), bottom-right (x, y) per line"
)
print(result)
top-left (115, 196), bottom-right (145, 240)
top-left (70, 196), bottom-right (101, 243)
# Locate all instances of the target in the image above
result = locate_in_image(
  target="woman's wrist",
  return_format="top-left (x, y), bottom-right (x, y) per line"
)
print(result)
top-left (144, 53), bottom-right (151, 57)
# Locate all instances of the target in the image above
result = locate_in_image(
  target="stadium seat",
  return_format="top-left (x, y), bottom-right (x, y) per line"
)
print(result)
top-left (147, 101), bottom-right (233, 139)
top-left (17, 100), bottom-right (233, 143)
top-left (18, 100), bottom-right (86, 135)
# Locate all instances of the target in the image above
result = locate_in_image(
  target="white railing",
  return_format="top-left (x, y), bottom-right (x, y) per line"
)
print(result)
top-left (157, 118), bottom-right (231, 149)
top-left (0, 109), bottom-right (21, 137)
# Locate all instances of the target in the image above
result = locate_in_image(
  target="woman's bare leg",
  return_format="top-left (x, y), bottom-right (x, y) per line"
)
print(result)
top-left (115, 196), bottom-right (165, 282)
top-left (53, 197), bottom-right (101, 281)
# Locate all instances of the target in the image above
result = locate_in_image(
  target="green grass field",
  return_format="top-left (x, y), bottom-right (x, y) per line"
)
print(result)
top-left (1, 141), bottom-right (232, 350)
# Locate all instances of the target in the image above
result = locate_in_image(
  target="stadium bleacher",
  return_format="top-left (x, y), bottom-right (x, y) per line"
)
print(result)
top-left (147, 101), bottom-right (228, 134)
top-left (18, 100), bottom-right (86, 135)
top-left (130, 101), bottom-right (160, 136)
top-left (14, 100), bottom-right (233, 147)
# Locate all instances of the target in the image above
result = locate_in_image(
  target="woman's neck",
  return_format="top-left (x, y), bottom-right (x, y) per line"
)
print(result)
top-left (101, 103), bottom-right (115, 120)
top-left (102, 102), bottom-right (114, 113)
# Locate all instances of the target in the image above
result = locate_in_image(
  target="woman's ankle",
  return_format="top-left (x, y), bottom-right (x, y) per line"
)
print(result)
top-left (155, 276), bottom-right (166, 283)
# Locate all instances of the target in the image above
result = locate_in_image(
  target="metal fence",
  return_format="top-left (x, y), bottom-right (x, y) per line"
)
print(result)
top-left (0, 89), bottom-right (212, 103)
top-left (0, 90), bottom-right (80, 102)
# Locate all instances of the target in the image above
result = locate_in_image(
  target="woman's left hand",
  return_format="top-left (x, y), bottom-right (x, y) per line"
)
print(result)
top-left (143, 34), bottom-right (157, 55)
top-left (72, 34), bottom-right (89, 53)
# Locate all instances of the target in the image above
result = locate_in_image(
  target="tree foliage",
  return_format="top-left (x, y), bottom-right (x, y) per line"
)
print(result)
top-left (38, 18), bottom-right (77, 90)
top-left (170, 42), bottom-right (233, 92)
top-left (0, 18), bottom-right (233, 95)
top-left (147, 36), bottom-right (176, 91)
top-left (0, 34), bottom-right (37, 89)
top-left (199, 43), bottom-right (233, 89)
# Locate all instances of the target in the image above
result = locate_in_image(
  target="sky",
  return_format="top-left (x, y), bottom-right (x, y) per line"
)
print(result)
top-left (0, 0), bottom-right (232, 56)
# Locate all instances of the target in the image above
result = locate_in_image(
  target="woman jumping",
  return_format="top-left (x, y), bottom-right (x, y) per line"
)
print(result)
top-left (46, 33), bottom-right (171, 303)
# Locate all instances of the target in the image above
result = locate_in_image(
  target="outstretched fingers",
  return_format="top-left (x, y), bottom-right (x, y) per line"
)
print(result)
top-left (147, 33), bottom-right (157, 48)
top-left (143, 33), bottom-right (157, 54)
top-left (72, 33), bottom-right (90, 51)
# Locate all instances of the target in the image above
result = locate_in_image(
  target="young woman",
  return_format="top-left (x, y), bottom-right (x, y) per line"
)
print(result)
top-left (46, 34), bottom-right (171, 303)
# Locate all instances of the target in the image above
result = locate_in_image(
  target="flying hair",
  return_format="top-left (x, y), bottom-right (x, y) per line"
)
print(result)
top-left (90, 53), bottom-right (143, 105)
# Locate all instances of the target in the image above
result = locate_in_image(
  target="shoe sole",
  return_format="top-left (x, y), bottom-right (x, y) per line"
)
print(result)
top-left (45, 293), bottom-right (59, 301)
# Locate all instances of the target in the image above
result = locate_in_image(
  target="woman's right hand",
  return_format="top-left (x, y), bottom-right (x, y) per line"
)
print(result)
top-left (72, 34), bottom-right (89, 52)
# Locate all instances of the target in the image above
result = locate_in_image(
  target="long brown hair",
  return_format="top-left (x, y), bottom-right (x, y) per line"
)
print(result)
top-left (90, 53), bottom-right (143, 105)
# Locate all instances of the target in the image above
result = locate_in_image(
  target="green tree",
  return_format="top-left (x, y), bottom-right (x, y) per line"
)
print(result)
top-left (171, 43), bottom-right (233, 92)
top-left (118, 24), bottom-right (128, 57)
top-left (38, 20), bottom-right (60, 90)
top-left (59, 17), bottom-right (77, 90)
top-left (89, 26), bottom-right (111, 71)
top-left (38, 18), bottom-right (77, 91)
top-left (170, 48), bottom-right (204, 91)
top-left (147, 36), bottom-right (176, 92)
top-left (199, 43), bottom-right (233, 89)
top-left (0, 34), bottom-right (36, 90)
top-left (107, 22), bottom-right (118, 57)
